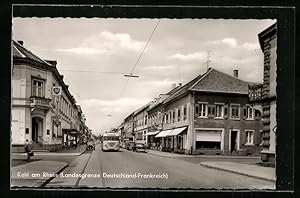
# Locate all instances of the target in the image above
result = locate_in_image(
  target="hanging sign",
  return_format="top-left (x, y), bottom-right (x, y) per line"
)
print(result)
top-left (52, 86), bottom-right (62, 96)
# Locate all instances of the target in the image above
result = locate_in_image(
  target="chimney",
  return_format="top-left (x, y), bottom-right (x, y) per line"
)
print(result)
top-left (171, 83), bottom-right (176, 90)
top-left (233, 69), bottom-right (239, 78)
top-left (17, 40), bottom-right (24, 46)
top-left (178, 83), bottom-right (182, 87)
top-left (45, 60), bottom-right (57, 67)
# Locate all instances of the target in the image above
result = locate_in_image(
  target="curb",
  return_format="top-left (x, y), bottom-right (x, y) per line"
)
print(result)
top-left (40, 162), bottom-right (69, 187)
top-left (199, 163), bottom-right (276, 182)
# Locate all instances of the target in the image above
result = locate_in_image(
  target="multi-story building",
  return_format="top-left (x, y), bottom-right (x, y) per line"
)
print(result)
top-left (146, 86), bottom-right (181, 149)
top-left (12, 40), bottom-right (87, 152)
top-left (155, 68), bottom-right (263, 155)
top-left (123, 113), bottom-right (134, 141)
top-left (249, 23), bottom-right (277, 165)
top-left (133, 104), bottom-right (149, 144)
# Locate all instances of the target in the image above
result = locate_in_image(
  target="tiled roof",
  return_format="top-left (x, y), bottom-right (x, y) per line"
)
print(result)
top-left (164, 68), bottom-right (250, 104)
top-left (163, 73), bottom-right (203, 104)
top-left (12, 40), bottom-right (52, 67)
top-left (189, 68), bottom-right (249, 94)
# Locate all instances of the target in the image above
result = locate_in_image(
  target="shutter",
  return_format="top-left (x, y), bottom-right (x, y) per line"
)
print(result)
top-left (211, 105), bottom-right (216, 118)
top-left (254, 110), bottom-right (261, 120)
top-left (224, 104), bottom-right (229, 118)
top-left (243, 106), bottom-right (247, 119)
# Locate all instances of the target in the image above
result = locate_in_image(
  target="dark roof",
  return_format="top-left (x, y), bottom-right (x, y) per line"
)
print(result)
top-left (164, 68), bottom-right (250, 104)
top-left (12, 40), bottom-right (52, 67)
top-left (163, 73), bottom-right (204, 104)
top-left (258, 23), bottom-right (277, 51)
top-left (189, 68), bottom-right (249, 94)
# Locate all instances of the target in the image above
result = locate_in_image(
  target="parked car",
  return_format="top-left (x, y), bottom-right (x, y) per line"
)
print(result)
top-left (125, 141), bottom-right (135, 150)
top-left (134, 143), bottom-right (147, 153)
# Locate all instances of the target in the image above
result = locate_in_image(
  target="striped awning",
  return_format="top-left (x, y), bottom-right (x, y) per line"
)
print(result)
top-left (155, 129), bottom-right (173, 138)
top-left (146, 131), bottom-right (160, 136)
top-left (166, 127), bottom-right (187, 136)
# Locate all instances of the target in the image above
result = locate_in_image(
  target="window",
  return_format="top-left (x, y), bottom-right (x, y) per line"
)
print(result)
top-left (198, 103), bottom-right (208, 117)
top-left (144, 115), bottom-right (147, 125)
top-left (183, 105), bottom-right (187, 120)
top-left (246, 105), bottom-right (254, 119)
top-left (168, 111), bottom-right (171, 123)
top-left (172, 110), bottom-right (175, 123)
top-left (195, 104), bottom-right (199, 117)
top-left (245, 130), bottom-right (254, 145)
top-left (230, 104), bottom-right (240, 119)
top-left (178, 108), bottom-right (181, 121)
top-left (215, 104), bottom-right (224, 118)
top-left (32, 79), bottom-right (44, 97)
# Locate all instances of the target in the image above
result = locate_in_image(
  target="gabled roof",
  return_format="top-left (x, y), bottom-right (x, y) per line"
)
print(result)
top-left (163, 72), bottom-right (204, 104)
top-left (134, 103), bottom-right (150, 115)
top-left (189, 68), bottom-right (249, 94)
top-left (163, 68), bottom-right (249, 104)
top-left (12, 40), bottom-right (52, 67)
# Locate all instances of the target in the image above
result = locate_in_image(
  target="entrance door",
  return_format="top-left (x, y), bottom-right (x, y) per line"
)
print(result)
top-left (230, 130), bottom-right (238, 152)
top-left (32, 117), bottom-right (43, 143)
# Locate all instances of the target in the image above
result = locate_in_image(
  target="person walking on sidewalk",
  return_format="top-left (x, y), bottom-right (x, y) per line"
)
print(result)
top-left (24, 140), bottom-right (34, 162)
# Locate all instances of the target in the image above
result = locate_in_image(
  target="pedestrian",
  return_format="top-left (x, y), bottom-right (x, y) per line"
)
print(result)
top-left (24, 140), bottom-right (34, 162)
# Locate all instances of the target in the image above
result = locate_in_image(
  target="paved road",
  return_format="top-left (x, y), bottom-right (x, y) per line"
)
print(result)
top-left (11, 153), bottom-right (78, 167)
top-left (72, 145), bottom-right (274, 189)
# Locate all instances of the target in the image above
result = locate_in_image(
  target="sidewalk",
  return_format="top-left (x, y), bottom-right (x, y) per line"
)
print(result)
top-left (200, 161), bottom-right (276, 182)
top-left (147, 149), bottom-right (260, 159)
top-left (46, 152), bottom-right (91, 187)
top-left (11, 160), bottom-right (68, 187)
top-left (147, 149), bottom-right (195, 158)
top-left (12, 144), bottom-right (87, 157)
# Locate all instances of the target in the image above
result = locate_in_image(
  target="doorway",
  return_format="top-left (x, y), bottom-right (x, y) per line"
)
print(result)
top-left (32, 117), bottom-right (43, 143)
top-left (229, 129), bottom-right (240, 153)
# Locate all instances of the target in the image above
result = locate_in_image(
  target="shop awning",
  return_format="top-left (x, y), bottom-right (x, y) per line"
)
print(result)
top-left (166, 127), bottom-right (187, 136)
top-left (155, 129), bottom-right (173, 138)
top-left (62, 129), bottom-right (80, 135)
top-left (146, 131), bottom-right (160, 136)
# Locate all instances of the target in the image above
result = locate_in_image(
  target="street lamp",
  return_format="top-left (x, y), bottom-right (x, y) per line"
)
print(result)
top-left (124, 73), bottom-right (139, 78)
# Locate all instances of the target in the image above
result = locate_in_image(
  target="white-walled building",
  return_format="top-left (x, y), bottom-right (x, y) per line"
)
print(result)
top-left (12, 40), bottom-right (87, 152)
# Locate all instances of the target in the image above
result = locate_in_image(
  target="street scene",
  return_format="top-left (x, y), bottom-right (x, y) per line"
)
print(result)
top-left (11, 17), bottom-right (276, 189)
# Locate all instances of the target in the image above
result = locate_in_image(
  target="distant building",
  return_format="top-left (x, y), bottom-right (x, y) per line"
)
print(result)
top-left (12, 40), bottom-right (88, 152)
top-left (249, 23), bottom-right (277, 165)
top-left (133, 104), bottom-right (149, 145)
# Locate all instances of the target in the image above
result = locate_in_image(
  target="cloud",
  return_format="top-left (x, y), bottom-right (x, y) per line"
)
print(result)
top-left (142, 65), bottom-right (176, 71)
top-left (56, 47), bottom-right (106, 55)
top-left (81, 97), bottom-right (151, 109)
top-left (240, 42), bottom-right (260, 50)
top-left (52, 31), bottom-right (145, 55)
top-left (221, 38), bottom-right (238, 47)
top-left (168, 52), bottom-right (206, 61)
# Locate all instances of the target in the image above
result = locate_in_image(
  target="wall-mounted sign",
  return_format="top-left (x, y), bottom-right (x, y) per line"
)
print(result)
top-left (52, 86), bottom-right (62, 96)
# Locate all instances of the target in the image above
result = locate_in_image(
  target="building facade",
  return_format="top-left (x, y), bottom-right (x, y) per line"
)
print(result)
top-left (133, 104), bottom-right (149, 145)
top-left (154, 68), bottom-right (263, 155)
top-left (249, 23), bottom-right (277, 165)
top-left (12, 40), bottom-right (88, 152)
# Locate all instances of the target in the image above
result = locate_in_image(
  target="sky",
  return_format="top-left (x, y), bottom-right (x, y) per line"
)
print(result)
top-left (12, 18), bottom-right (275, 135)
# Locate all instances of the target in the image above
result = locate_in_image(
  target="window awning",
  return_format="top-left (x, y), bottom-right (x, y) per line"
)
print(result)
top-left (155, 129), bottom-right (173, 138)
top-left (166, 127), bottom-right (187, 136)
top-left (146, 131), bottom-right (160, 136)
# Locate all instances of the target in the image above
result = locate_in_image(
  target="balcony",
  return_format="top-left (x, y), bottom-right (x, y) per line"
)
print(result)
top-left (248, 84), bottom-right (263, 102)
top-left (30, 96), bottom-right (52, 110)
